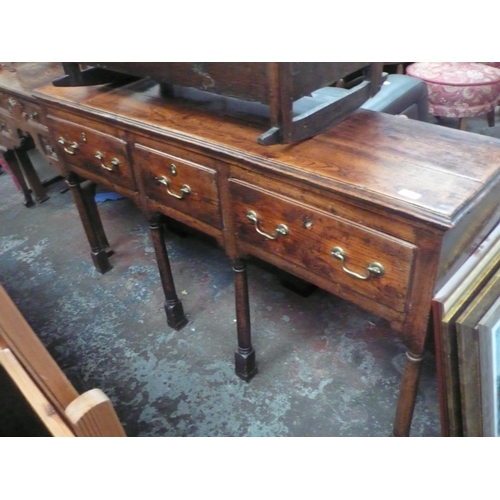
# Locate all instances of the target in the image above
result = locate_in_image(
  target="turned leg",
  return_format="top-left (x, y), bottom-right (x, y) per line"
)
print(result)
top-left (80, 180), bottom-right (112, 253)
top-left (392, 350), bottom-right (425, 437)
top-left (149, 214), bottom-right (187, 331)
top-left (233, 259), bottom-right (257, 381)
top-left (67, 173), bottom-right (112, 274)
top-left (487, 109), bottom-right (495, 127)
top-left (14, 148), bottom-right (49, 203)
top-left (3, 150), bottom-right (35, 207)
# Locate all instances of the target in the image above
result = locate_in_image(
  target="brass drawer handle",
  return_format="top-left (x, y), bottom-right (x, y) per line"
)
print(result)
top-left (156, 175), bottom-right (191, 199)
top-left (246, 210), bottom-right (289, 240)
top-left (22, 111), bottom-right (38, 121)
top-left (331, 246), bottom-right (385, 280)
top-left (95, 151), bottom-right (119, 172)
top-left (58, 137), bottom-right (78, 155)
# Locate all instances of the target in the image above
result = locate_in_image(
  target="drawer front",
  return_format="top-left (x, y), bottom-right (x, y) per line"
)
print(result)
top-left (48, 115), bottom-right (135, 190)
top-left (0, 92), bottom-right (15, 117)
top-left (37, 133), bottom-right (59, 165)
top-left (230, 180), bottom-right (416, 312)
top-left (133, 142), bottom-right (221, 228)
top-left (0, 95), bottom-right (30, 122)
top-left (18, 100), bottom-right (45, 131)
top-left (0, 116), bottom-right (20, 148)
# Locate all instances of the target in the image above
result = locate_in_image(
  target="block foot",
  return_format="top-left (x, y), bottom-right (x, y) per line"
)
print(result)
top-left (91, 250), bottom-right (113, 274)
top-left (235, 350), bottom-right (258, 382)
top-left (164, 300), bottom-right (188, 331)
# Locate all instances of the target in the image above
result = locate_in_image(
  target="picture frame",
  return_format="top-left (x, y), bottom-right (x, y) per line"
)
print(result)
top-left (432, 223), bottom-right (500, 436)
top-left (477, 295), bottom-right (500, 436)
top-left (456, 270), bottom-right (500, 436)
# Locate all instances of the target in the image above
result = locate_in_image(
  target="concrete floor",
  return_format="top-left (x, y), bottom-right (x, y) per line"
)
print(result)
top-left (1, 110), bottom-right (499, 437)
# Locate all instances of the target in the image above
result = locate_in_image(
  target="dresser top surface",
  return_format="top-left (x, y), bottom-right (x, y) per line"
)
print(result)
top-left (34, 78), bottom-right (500, 228)
top-left (0, 62), bottom-right (64, 100)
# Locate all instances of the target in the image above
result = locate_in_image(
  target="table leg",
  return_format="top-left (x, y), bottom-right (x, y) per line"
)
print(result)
top-left (149, 214), bottom-right (187, 331)
top-left (79, 180), bottom-right (112, 253)
top-left (2, 150), bottom-right (35, 207)
top-left (233, 259), bottom-right (257, 381)
top-left (67, 173), bottom-right (112, 274)
top-left (14, 148), bottom-right (49, 203)
top-left (487, 109), bottom-right (495, 127)
top-left (392, 349), bottom-right (425, 437)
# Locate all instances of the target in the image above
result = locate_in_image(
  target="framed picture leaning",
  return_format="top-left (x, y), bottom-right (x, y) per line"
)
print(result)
top-left (456, 269), bottom-right (500, 436)
top-left (432, 224), bottom-right (500, 436)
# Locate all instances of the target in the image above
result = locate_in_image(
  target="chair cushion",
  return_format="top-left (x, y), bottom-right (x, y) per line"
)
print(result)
top-left (406, 62), bottom-right (500, 118)
top-left (407, 62), bottom-right (500, 86)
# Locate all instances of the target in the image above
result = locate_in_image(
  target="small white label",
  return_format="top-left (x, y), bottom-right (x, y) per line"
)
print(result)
top-left (398, 189), bottom-right (422, 200)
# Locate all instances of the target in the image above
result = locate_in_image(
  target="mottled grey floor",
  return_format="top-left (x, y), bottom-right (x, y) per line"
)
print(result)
top-left (3, 108), bottom-right (498, 437)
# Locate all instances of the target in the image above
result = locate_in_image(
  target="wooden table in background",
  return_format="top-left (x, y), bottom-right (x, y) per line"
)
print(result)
top-left (0, 62), bottom-right (63, 206)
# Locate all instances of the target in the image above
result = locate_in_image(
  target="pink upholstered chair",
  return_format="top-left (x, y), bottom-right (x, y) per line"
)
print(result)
top-left (406, 62), bottom-right (500, 130)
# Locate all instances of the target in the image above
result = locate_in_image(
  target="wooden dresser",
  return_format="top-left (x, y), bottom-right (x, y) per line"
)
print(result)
top-left (0, 63), bottom-right (63, 205)
top-left (33, 77), bottom-right (500, 436)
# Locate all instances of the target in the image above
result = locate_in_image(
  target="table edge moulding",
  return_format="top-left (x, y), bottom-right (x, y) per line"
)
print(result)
top-left (32, 75), bottom-right (500, 437)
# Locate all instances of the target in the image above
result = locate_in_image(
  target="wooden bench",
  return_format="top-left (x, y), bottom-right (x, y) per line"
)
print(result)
top-left (0, 285), bottom-right (125, 437)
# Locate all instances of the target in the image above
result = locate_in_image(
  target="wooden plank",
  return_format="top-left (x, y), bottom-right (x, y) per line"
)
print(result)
top-left (65, 389), bottom-right (126, 437)
top-left (0, 285), bottom-right (79, 413)
top-left (0, 348), bottom-right (74, 437)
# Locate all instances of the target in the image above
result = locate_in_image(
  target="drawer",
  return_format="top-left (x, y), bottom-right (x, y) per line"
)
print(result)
top-left (0, 116), bottom-right (20, 148)
top-left (0, 92), bottom-right (14, 117)
top-left (0, 95), bottom-right (30, 122)
top-left (18, 101), bottom-right (45, 131)
top-left (37, 133), bottom-right (59, 165)
top-left (48, 115), bottom-right (135, 191)
top-left (133, 141), bottom-right (221, 229)
top-left (230, 180), bottom-right (417, 312)
top-left (0, 95), bottom-right (45, 137)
